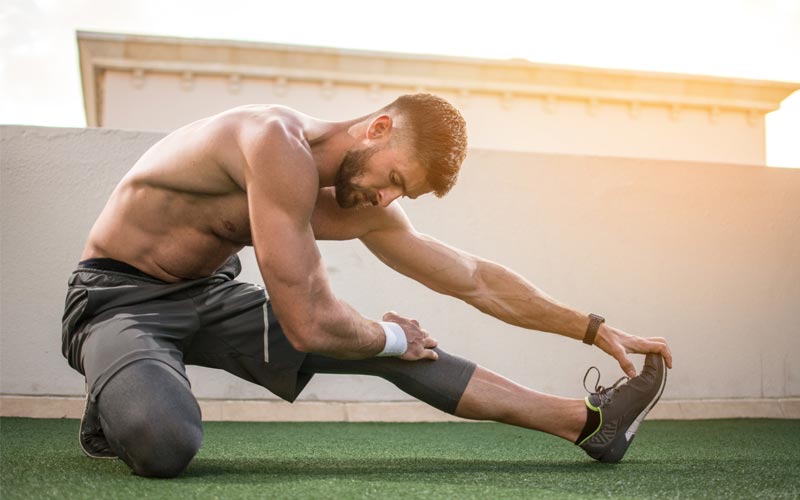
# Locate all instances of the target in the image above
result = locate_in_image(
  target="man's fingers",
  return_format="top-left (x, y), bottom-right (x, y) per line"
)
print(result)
top-left (402, 347), bottom-right (438, 362)
top-left (660, 343), bottom-right (673, 369)
top-left (423, 336), bottom-right (438, 348)
top-left (645, 337), bottom-right (673, 369)
top-left (618, 354), bottom-right (636, 378)
top-left (382, 311), bottom-right (398, 321)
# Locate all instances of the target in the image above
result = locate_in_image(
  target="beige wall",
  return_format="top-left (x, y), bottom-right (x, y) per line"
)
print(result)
top-left (101, 70), bottom-right (767, 165)
top-left (78, 32), bottom-right (799, 168)
top-left (2, 125), bottom-right (799, 408)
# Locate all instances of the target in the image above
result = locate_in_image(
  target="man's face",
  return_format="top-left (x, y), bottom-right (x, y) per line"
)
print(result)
top-left (334, 146), bottom-right (378, 209)
top-left (334, 143), bottom-right (430, 209)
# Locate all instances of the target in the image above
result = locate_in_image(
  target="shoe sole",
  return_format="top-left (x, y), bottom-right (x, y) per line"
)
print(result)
top-left (79, 393), bottom-right (117, 460)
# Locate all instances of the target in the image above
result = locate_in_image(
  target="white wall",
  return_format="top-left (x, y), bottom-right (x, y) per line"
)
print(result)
top-left (100, 70), bottom-right (767, 165)
top-left (2, 125), bottom-right (799, 405)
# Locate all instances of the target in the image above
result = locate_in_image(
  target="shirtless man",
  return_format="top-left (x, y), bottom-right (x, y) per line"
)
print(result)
top-left (61, 94), bottom-right (672, 478)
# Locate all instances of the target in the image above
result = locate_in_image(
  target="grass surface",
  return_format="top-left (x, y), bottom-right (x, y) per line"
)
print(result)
top-left (1, 418), bottom-right (799, 499)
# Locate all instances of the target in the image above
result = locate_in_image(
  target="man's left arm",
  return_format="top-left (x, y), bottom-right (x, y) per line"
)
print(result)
top-left (360, 215), bottom-right (672, 377)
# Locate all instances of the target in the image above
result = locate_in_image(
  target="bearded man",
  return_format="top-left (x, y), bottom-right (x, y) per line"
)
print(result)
top-left (62, 94), bottom-right (671, 478)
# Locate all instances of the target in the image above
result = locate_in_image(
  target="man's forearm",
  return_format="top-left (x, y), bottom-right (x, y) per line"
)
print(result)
top-left (310, 299), bottom-right (388, 359)
top-left (464, 259), bottom-right (591, 341)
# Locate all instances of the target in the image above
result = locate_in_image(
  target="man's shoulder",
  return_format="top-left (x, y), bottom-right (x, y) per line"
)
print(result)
top-left (211, 106), bottom-right (318, 219)
top-left (227, 106), bottom-right (313, 174)
top-left (218, 105), bottom-right (306, 144)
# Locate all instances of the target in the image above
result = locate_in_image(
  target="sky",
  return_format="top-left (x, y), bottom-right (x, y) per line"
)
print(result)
top-left (1, 0), bottom-right (799, 167)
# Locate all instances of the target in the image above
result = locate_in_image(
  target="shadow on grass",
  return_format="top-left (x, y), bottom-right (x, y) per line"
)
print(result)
top-left (182, 456), bottom-right (621, 481)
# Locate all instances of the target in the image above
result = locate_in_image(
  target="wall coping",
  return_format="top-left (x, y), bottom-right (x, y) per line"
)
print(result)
top-left (77, 30), bottom-right (800, 127)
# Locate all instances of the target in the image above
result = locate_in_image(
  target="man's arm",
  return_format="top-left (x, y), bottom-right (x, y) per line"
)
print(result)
top-left (239, 119), bottom-right (436, 360)
top-left (360, 208), bottom-right (672, 376)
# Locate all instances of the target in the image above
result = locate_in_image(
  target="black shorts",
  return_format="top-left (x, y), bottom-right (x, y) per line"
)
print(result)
top-left (61, 255), bottom-right (311, 404)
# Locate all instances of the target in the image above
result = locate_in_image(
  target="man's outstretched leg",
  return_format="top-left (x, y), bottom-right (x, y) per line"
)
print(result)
top-left (453, 365), bottom-right (587, 442)
top-left (301, 349), bottom-right (666, 463)
top-left (455, 353), bottom-right (667, 462)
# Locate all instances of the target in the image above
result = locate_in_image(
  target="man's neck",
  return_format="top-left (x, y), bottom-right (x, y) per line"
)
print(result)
top-left (306, 117), bottom-right (368, 187)
top-left (307, 117), bottom-right (368, 187)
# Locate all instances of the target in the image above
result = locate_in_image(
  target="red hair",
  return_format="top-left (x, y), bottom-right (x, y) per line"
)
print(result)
top-left (383, 94), bottom-right (468, 197)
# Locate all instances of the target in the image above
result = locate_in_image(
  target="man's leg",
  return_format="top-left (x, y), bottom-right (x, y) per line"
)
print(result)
top-left (96, 359), bottom-right (203, 478)
top-left (299, 349), bottom-right (585, 442)
top-left (453, 366), bottom-right (585, 442)
top-left (299, 348), bottom-right (667, 460)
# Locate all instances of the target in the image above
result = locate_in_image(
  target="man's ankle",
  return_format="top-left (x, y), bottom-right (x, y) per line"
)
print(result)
top-left (575, 399), bottom-right (601, 445)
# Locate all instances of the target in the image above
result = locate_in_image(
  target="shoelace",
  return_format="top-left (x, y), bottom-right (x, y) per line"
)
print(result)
top-left (583, 366), bottom-right (629, 405)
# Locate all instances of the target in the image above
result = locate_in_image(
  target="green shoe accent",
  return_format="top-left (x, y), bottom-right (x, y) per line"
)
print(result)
top-left (577, 397), bottom-right (603, 447)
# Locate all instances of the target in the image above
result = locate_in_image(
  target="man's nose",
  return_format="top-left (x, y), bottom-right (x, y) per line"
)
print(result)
top-left (377, 187), bottom-right (402, 207)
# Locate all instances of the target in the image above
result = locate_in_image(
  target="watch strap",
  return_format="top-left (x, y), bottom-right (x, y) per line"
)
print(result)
top-left (583, 313), bottom-right (605, 345)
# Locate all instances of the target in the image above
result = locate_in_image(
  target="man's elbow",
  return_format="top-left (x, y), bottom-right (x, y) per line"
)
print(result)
top-left (453, 259), bottom-right (490, 303)
top-left (272, 296), bottom-right (342, 354)
top-left (282, 326), bottom-right (320, 353)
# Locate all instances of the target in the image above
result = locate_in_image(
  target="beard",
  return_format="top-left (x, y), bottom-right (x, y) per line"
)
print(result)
top-left (334, 147), bottom-right (379, 209)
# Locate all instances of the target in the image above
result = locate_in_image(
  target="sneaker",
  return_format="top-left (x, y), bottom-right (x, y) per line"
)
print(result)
top-left (577, 353), bottom-right (667, 463)
top-left (79, 392), bottom-right (117, 459)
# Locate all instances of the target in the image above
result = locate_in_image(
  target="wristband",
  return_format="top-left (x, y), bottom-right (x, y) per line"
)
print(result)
top-left (582, 313), bottom-right (605, 345)
top-left (377, 321), bottom-right (407, 357)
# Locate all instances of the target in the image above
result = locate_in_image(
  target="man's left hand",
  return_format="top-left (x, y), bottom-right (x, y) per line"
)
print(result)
top-left (595, 325), bottom-right (673, 377)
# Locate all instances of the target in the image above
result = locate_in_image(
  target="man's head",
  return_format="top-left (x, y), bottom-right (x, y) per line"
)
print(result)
top-left (335, 93), bottom-right (467, 209)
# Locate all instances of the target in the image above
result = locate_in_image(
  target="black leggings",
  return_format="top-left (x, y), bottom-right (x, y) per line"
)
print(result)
top-left (97, 360), bottom-right (202, 478)
top-left (97, 349), bottom-right (476, 478)
top-left (299, 348), bottom-right (476, 414)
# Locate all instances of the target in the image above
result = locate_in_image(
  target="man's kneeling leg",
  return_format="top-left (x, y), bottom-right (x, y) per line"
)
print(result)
top-left (96, 359), bottom-right (203, 478)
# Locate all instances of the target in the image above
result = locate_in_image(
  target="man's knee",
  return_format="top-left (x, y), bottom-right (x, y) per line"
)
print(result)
top-left (97, 359), bottom-right (203, 478)
top-left (385, 348), bottom-right (477, 414)
top-left (124, 416), bottom-right (202, 478)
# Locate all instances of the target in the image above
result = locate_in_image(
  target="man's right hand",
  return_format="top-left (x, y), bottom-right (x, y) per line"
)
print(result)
top-left (382, 311), bottom-right (439, 361)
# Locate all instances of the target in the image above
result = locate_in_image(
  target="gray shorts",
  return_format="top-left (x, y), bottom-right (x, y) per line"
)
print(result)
top-left (61, 255), bottom-right (311, 403)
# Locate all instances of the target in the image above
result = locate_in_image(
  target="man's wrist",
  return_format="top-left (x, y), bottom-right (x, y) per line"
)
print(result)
top-left (582, 313), bottom-right (605, 345)
top-left (377, 321), bottom-right (407, 356)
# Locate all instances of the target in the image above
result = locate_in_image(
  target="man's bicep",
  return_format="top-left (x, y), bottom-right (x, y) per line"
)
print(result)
top-left (247, 184), bottom-right (334, 341)
top-left (250, 199), bottom-right (318, 290)
top-left (361, 227), bottom-right (480, 298)
top-left (243, 133), bottom-right (329, 341)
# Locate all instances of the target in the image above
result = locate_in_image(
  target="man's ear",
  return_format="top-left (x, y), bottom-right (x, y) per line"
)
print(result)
top-left (367, 115), bottom-right (393, 140)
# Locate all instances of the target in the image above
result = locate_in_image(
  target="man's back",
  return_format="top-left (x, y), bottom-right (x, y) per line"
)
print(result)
top-left (81, 105), bottom-right (313, 282)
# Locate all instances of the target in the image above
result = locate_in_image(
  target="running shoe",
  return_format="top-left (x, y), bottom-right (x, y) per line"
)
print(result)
top-left (577, 353), bottom-right (667, 463)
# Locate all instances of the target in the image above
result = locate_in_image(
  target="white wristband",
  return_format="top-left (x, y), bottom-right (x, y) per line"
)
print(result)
top-left (377, 321), bottom-right (407, 357)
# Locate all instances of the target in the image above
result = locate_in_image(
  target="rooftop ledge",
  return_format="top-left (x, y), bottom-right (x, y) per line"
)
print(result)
top-left (78, 31), bottom-right (799, 124)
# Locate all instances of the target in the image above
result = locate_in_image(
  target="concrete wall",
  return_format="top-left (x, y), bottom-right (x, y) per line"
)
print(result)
top-left (2, 125), bottom-right (799, 408)
top-left (100, 70), bottom-right (767, 166)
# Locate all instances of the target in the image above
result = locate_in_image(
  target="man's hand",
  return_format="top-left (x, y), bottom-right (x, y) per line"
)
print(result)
top-left (382, 311), bottom-right (439, 361)
top-left (595, 324), bottom-right (673, 377)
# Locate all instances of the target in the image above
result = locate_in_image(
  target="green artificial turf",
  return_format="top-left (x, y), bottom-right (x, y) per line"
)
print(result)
top-left (1, 418), bottom-right (799, 499)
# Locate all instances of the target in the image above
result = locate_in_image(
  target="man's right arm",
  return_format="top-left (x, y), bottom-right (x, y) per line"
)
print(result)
top-left (239, 118), bottom-right (436, 360)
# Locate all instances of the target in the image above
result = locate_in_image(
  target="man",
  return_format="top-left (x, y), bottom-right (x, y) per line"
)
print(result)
top-left (62, 94), bottom-right (672, 478)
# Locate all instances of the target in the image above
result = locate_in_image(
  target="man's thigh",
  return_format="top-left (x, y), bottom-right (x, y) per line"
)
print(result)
top-left (183, 280), bottom-right (310, 402)
top-left (81, 296), bottom-right (200, 402)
